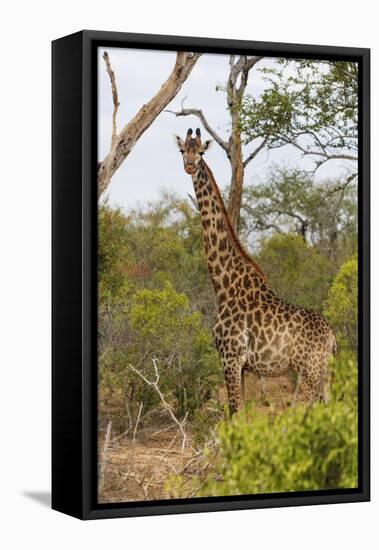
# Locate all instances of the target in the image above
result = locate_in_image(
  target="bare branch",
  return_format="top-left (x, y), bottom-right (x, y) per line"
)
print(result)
top-left (132, 402), bottom-right (144, 444)
top-left (98, 51), bottom-right (202, 197)
top-left (165, 104), bottom-right (229, 152)
top-left (243, 137), bottom-right (268, 167)
top-left (244, 56), bottom-right (265, 71)
top-left (322, 172), bottom-right (357, 198)
top-left (180, 95), bottom-right (187, 110)
top-left (187, 193), bottom-right (200, 212)
top-left (127, 359), bottom-right (188, 453)
top-left (228, 55), bottom-right (263, 98)
top-left (279, 134), bottom-right (358, 164)
top-left (252, 221), bottom-right (284, 234)
top-left (103, 51), bottom-right (120, 146)
top-left (238, 57), bottom-right (264, 93)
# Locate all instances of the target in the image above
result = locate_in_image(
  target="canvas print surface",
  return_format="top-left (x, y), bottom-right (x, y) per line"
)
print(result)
top-left (97, 47), bottom-right (358, 504)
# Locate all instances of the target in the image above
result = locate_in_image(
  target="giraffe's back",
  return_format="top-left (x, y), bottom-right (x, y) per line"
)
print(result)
top-left (242, 294), bottom-right (335, 379)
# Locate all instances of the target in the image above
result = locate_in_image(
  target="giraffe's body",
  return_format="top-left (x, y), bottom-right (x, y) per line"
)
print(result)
top-left (175, 129), bottom-right (336, 414)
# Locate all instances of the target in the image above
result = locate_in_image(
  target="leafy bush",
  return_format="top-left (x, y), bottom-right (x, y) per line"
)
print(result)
top-left (98, 281), bottom-right (222, 430)
top-left (257, 233), bottom-right (334, 311)
top-left (199, 399), bottom-right (357, 496)
top-left (187, 344), bottom-right (359, 497)
top-left (98, 205), bottom-right (131, 302)
top-left (119, 197), bottom-right (216, 328)
top-left (127, 283), bottom-right (222, 417)
top-left (329, 349), bottom-right (357, 405)
top-left (324, 255), bottom-right (358, 350)
top-left (97, 201), bottom-right (223, 433)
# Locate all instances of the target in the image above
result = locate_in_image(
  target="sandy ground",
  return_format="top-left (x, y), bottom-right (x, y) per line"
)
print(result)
top-left (98, 373), bottom-right (298, 504)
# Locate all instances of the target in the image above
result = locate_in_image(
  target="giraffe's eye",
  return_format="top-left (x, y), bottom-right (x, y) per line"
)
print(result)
top-left (199, 152), bottom-right (204, 156)
top-left (179, 149), bottom-right (184, 154)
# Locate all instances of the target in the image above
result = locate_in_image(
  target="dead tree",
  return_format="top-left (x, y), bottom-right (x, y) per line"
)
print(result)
top-left (166, 55), bottom-right (266, 232)
top-left (98, 50), bottom-right (202, 198)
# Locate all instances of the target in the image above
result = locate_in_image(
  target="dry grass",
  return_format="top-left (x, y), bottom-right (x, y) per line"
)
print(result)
top-left (98, 429), bottom-right (196, 503)
top-left (98, 374), bottom-right (302, 504)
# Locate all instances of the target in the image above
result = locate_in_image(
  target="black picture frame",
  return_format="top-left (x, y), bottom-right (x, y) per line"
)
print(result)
top-left (52, 30), bottom-right (370, 520)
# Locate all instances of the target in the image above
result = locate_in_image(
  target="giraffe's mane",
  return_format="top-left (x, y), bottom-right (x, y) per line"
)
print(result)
top-left (202, 161), bottom-right (267, 282)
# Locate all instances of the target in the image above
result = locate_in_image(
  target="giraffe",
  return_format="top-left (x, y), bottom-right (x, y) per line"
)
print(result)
top-left (174, 128), bottom-right (337, 415)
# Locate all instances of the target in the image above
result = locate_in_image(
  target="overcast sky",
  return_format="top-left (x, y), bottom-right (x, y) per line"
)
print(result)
top-left (98, 47), bottom-right (356, 211)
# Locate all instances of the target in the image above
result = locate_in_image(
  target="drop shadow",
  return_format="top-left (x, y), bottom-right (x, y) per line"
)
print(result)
top-left (22, 491), bottom-right (51, 508)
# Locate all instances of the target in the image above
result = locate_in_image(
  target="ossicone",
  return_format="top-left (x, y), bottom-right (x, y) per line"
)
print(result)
top-left (185, 128), bottom-right (193, 144)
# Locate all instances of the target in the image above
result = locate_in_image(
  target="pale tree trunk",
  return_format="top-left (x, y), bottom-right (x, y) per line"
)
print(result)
top-left (166, 55), bottom-right (266, 234)
top-left (98, 51), bottom-right (202, 198)
top-left (227, 129), bottom-right (244, 231)
top-left (225, 56), bottom-right (247, 232)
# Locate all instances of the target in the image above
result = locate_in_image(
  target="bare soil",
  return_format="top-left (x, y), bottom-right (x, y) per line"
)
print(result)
top-left (98, 429), bottom-right (196, 503)
top-left (98, 374), bottom-right (300, 504)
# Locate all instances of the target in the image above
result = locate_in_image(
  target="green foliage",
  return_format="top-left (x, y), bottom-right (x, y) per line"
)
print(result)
top-left (118, 195), bottom-right (216, 328)
top-left (127, 283), bottom-right (222, 417)
top-left (129, 284), bottom-right (190, 346)
top-left (98, 195), bottom-right (358, 500)
top-left (240, 60), bottom-right (358, 167)
top-left (329, 350), bottom-right (358, 405)
top-left (98, 205), bottom-right (132, 302)
top-left (99, 289), bottom-right (221, 428)
top-left (200, 399), bottom-right (357, 496)
top-left (257, 233), bottom-right (334, 311)
top-left (98, 201), bottom-right (223, 428)
top-left (324, 255), bottom-right (358, 350)
top-left (197, 343), bottom-right (358, 497)
top-left (167, 344), bottom-right (358, 498)
top-left (241, 167), bottom-right (358, 262)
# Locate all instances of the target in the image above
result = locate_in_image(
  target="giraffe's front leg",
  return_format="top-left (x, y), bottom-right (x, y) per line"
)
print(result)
top-left (222, 357), bottom-right (244, 416)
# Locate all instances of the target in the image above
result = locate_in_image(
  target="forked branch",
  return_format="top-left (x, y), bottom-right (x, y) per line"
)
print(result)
top-left (127, 359), bottom-right (188, 452)
top-left (165, 104), bottom-right (229, 152)
top-left (98, 50), bottom-right (202, 198)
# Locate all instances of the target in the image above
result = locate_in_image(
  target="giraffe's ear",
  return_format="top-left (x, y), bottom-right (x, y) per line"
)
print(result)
top-left (202, 139), bottom-right (213, 152)
top-left (173, 135), bottom-right (185, 151)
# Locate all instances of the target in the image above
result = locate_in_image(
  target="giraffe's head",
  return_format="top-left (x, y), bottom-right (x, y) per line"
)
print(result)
top-left (174, 128), bottom-right (213, 175)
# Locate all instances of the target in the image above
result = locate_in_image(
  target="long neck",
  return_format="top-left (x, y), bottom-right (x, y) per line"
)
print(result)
top-left (192, 160), bottom-right (266, 303)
